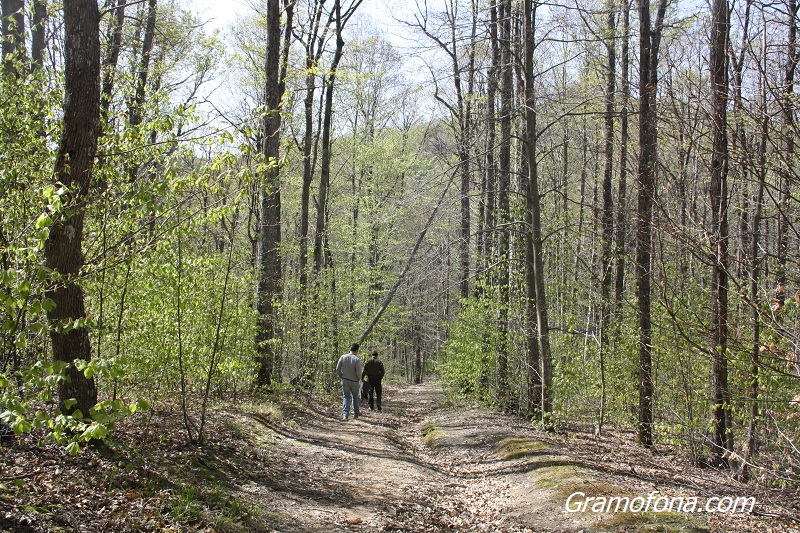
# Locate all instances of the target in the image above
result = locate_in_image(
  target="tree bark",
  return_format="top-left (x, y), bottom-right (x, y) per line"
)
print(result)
top-left (705, 0), bottom-right (734, 463)
top-left (483, 0), bottom-right (499, 264)
top-left (314, 0), bottom-right (348, 271)
top-left (598, 0), bottom-right (617, 435)
top-left (523, 0), bottom-right (553, 427)
top-left (45, 0), bottom-right (102, 415)
top-left (496, 0), bottom-right (513, 409)
top-left (255, 0), bottom-right (287, 387)
top-left (614, 0), bottom-right (630, 312)
top-left (30, 0), bottom-right (47, 72)
top-left (1, 0), bottom-right (24, 75)
top-left (299, 0), bottom-right (331, 288)
top-left (128, 0), bottom-right (157, 129)
top-left (101, 0), bottom-right (127, 120)
top-left (636, 0), bottom-right (667, 448)
top-left (742, 35), bottom-right (768, 479)
top-left (709, 0), bottom-right (732, 463)
top-left (777, 0), bottom-right (798, 308)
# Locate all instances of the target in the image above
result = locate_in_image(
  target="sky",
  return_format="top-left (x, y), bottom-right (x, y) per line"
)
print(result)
top-left (189, 0), bottom-right (242, 31)
top-left (188, 0), bottom-right (411, 35)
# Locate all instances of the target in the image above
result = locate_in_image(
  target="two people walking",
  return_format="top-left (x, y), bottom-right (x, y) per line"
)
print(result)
top-left (335, 343), bottom-right (385, 420)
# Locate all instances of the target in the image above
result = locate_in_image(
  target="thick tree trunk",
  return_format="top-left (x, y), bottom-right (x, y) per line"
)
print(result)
top-left (255, 0), bottom-right (286, 387)
top-left (636, 0), bottom-right (667, 448)
top-left (45, 0), bottom-right (102, 415)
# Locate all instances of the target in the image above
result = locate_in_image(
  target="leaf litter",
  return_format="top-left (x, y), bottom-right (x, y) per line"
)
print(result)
top-left (1, 382), bottom-right (798, 532)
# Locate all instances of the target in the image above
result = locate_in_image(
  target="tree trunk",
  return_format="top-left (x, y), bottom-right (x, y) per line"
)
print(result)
top-left (129, 0), bottom-right (157, 129)
top-left (483, 0), bottom-right (499, 264)
top-left (777, 0), bottom-right (798, 308)
top-left (742, 37), bottom-right (768, 478)
top-left (496, 0), bottom-right (513, 409)
top-left (255, 0), bottom-right (286, 387)
top-left (614, 0), bottom-right (630, 312)
top-left (1, 0), bottom-right (24, 75)
top-left (598, 0), bottom-right (617, 435)
top-left (636, 0), bottom-right (667, 448)
top-left (314, 1), bottom-right (347, 272)
top-left (30, 0), bottom-right (47, 71)
top-left (299, 0), bottom-right (331, 289)
top-left (101, 0), bottom-right (127, 119)
top-left (523, 0), bottom-right (553, 428)
top-left (45, 0), bottom-right (102, 415)
top-left (709, 0), bottom-right (732, 464)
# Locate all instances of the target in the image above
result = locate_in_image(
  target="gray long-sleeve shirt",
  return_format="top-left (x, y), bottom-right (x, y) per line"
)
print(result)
top-left (336, 352), bottom-right (362, 382)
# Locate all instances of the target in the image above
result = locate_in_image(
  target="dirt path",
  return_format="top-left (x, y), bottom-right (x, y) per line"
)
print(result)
top-left (2, 382), bottom-right (794, 532)
top-left (228, 382), bottom-right (767, 533)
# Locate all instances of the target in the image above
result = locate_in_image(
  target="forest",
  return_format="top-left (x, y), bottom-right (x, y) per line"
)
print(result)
top-left (2, 0), bottom-right (800, 530)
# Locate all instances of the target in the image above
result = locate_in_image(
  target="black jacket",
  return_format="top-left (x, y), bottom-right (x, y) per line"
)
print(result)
top-left (363, 357), bottom-right (385, 382)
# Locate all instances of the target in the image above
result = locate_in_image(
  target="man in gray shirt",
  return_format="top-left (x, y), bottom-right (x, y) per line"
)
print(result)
top-left (336, 343), bottom-right (363, 420)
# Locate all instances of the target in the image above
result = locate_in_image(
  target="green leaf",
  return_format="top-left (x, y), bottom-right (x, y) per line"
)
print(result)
top-left (35, 213), bottom-right (52, 229)
top-left (91, 424), bottom-right (107, 440)
top-left (64, 398), bottom-right (78, 410)
top-left (130, 399), bottom-right (150, 414)
top-left (81, 424), bottom-right (108, 442)
top-left (65, 442), bottom-right (80, 456)
top-left (12, 418), bottom-right (31, 435)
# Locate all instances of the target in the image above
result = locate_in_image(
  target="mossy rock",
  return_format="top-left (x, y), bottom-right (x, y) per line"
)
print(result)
top-left (593, 511), bottom-right (710, 532)
top-left (528, 463), bottom-right (587, 492)
top-left (495, 437), bottom-right (550, 460)
top-left (421, 422), bottom-right (446, 449)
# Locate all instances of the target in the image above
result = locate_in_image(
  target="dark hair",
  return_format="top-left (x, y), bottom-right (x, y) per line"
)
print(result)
top-left (371, 350), bottom-right (378, 357)
top-left (350, 343), bottom-right (360, 352)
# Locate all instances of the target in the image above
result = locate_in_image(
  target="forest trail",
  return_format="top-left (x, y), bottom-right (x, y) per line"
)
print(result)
top-left (3, 381), bottom-right (789, 532)
top-left (235, 382), bottom-right (722, 532)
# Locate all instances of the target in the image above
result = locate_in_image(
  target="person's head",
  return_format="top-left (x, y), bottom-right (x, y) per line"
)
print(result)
top-left (350, 343), bottom-right (360, 354)
top-left (371, 350), bottom-right (378, 358)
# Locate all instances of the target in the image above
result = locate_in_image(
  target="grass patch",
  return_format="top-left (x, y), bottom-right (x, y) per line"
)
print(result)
top-left (495, 437), bottom-right (550, 459)
top-left (167, 481), bottom-right (267, 532)
top-left (238, 401), bottom-right (284, 424)
top-left (169, 484), bottom-right (202, 523)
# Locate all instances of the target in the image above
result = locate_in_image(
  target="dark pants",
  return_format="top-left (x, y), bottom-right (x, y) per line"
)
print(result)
top-left (368, 379), bottom-right (382, 410)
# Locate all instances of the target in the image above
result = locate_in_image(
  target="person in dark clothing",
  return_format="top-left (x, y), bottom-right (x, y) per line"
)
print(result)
top-left (363, 350), bottom-right (385, 411)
